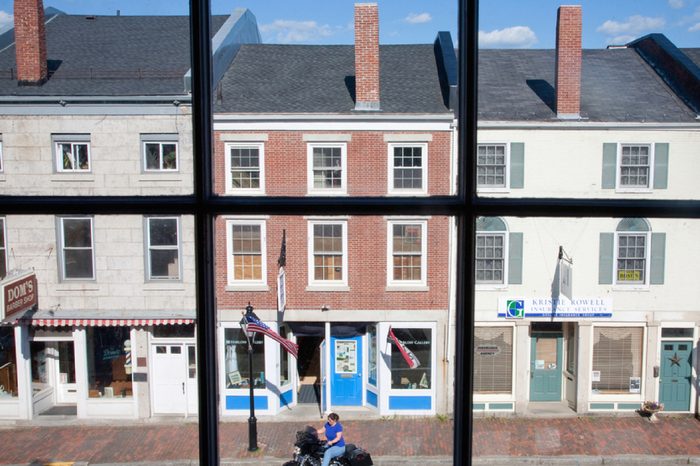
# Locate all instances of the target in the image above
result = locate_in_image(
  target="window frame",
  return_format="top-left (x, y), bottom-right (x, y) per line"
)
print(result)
top-left (387, 142), bottom-right (429, 196)
top-left (53, 134), bottom-right (91, 173)
top-left (473, 324), bottom-right (515, 399)
top-left (616, 143), bottom-right (654, 192)
top-left (386, 218), bottom-right (428, 288)
top-left (307, 219), bottom-right (348, 289)
top-left (475, 142), bottom-right (509, 191)
top-left (141, 135), bottom-right (179, 172)
top-left (590, 324), bottom-right (646, 399)
top-left (224, 142), bottom-right (265, 195)
top-left (57, 216), bottom-right (95, 281)
top-left (0, 138), bottom-right (4, 173)
top-left (225, 217), bottom-right (268, 290)
top-left (307, 143), bottom-right (347, 196)
top-left (387, 323), bottom-right (436, 414)
top-left (145, 216), bottom-right (182, 281)
top-left (0, 217), bottom-right (6, 280)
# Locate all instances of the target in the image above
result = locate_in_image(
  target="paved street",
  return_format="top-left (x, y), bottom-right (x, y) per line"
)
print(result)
top-left (0, 415), bottom-right (699, 465)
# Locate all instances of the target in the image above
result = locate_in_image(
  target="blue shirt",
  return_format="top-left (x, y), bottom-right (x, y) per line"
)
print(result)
top-left (324, 421), bottom-right (345, 447)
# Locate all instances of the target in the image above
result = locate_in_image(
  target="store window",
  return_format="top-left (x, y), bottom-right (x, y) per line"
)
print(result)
top-left (389, 327), bottom-right (432, 390)
top-left (30, 341), bottom-right (49, 393)
top-left (591, 327), bottom-right (643, 394)
top-left (368, 325), bottom-right (377, 386)
top-left (0, 328), bottom-right (18, 398)
top-left (86, 327), bottom-right (133, 398)
top-left (224, 328), bottom-right (265, 389)
top-left (473, 327), bottom-right (513, 394)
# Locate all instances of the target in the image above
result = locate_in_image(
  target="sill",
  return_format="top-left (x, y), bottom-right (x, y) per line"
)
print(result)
top-left (223, 190), bottom-right (266, 196)
top-left (50, 174), bottom-right (95, 183)
top-left (477, 187), bottom-right (510, 194)
top-left (590, 392), bottom-right (642, 401)
top-left (225, 284), bottom-right (270, 292)
top-left (307, 191), bottom-right (348, 197)
top-left (143, 282), bottom-right (186, 292)
top-left (387, 190), bottom-right (428, 197)
top-left (615, 188), bottom-right (653, 194)
top-left (612, 284), bottom-right (650, 291)
top-left (55, 282), bottom-right (100, 292)
top-left (476, 284), bottom-right (508, 291)
top-left (385, 284), bottom-right (429, 292)
top-left (138, 174), bottom-right (185, 183)
top-left (306, 284), bottom-right (349, 292)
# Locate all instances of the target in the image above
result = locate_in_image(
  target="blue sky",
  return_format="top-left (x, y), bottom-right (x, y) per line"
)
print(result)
top-left (0, 0), bottom-right (699, 48)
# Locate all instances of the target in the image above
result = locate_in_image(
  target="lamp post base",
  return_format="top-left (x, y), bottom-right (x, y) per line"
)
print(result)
top-left (248, 416), bottom-right (258, 451)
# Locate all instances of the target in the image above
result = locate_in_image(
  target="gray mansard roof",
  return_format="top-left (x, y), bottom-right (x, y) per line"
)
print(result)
top-left (478, 47), bottom-right (699, 123)
top-left (0, 13), bottom-right (227, 97)
top-left (214, 43), bottom-right (452, 114)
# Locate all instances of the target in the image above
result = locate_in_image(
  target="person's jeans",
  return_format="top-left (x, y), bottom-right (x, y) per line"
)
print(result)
top-left (321, 444), bottom-right (345, 466)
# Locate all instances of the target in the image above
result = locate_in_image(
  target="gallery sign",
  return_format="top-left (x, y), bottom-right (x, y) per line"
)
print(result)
top-left (498, 297), bottom-right (612, 319)
top-left (1, 271), bottom-right (39, 320)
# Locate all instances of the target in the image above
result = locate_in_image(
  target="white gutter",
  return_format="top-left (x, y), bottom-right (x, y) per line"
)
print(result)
top-left (479, 120), bottom-right (700, 130)
top-left (0, 95), bottom-right (191, 104)
top-left (213, 113), bottom-right (454, 122)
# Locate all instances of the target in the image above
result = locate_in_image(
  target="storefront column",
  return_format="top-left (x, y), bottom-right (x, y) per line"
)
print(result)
top-left (15, 325), bottom-right (32, 420)
top-left (513, 320), bottom-right (530, 413)
top-left (133, 328), bottom-right (150, 419)
top-left (644, 322), bottom-right (661, 404)
top-left (576, 322), bottom-right (593, 413)
top-left (73, 328), bottom-right (88, 418)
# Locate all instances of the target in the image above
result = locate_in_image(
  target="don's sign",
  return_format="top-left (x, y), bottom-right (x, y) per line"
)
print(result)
top-left (1, 271), bottom-right (38, 320)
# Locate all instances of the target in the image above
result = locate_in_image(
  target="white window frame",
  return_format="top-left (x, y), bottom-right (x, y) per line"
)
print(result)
top-left (145, 216), bottom-right (181, 281)
top-left (386, 219), bottom-right (428, 288)
top-left (473, 323), bottom-right (516, 402)
top-left (475, 232), bottom-right (509, 288)
top-left (476, 142), bottom-right (509, 192)
top-left (307, 219), bottom-right (348, 289)
top-left (225, 142), bottom-right (265, 195)
top-left (0, 217), bottom-right (6, 279)
top-left (142, 139), bottom-right (179, 172)
top-left (616, 143), bottom-right (654, 193)
top-left (54, 136), bottom-right (91, 173)
top-left (613, 230), bottom-right (651, 289)
top-left (387, 143), bottom-right (428, 196)
top-left (0, 139), bottom-right (4, 173)
top-left (307, 143), bottom-right (347, 196)
top-left (58, 216), bottom-right (95, 281)
top-left (225, 218), bottom-right (268, 290)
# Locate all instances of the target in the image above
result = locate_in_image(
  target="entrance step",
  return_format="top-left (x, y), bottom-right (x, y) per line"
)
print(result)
top-left (39, 405), bottom-right (78, 416)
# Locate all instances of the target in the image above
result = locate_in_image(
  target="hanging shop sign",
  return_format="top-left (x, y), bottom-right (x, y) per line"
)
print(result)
top-left (1, 270), bottom-right (38, 320)
top-left (498, 297), bottom-right (612, 319)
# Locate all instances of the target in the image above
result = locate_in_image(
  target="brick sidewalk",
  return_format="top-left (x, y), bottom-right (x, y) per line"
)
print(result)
top-left (0, 416), bottom-right (698, 464)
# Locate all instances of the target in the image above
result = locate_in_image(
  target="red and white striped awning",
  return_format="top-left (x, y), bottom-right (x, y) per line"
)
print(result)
top-left (29, 318), bottom-right (195, 327)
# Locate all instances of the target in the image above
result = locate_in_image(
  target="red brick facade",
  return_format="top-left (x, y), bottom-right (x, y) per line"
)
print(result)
top-left (555, 5), bottom-right (582, 117)
top-left (14, 0), bottom-right (48, 85)
top-left (354, 3), bottom-right (380, 108)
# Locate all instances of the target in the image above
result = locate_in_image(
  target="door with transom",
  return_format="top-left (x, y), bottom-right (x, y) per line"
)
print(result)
top-left (659, 341), bottom-right (692, 412)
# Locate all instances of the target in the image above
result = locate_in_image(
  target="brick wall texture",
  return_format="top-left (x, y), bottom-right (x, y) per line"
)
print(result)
top-left (354, 3), bottom-right (380, 105)
top-left (14, 0), bottom-right (48, 84)
top-left (555, 6), bottom-right (582, 116)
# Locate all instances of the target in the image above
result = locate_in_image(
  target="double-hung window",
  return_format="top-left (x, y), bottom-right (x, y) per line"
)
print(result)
top-left (387, 219), bottom-right (427, 287)
top-left (142, 135), bottom-right (178, 172)
top-left (476, 144), bottom-right (507, 188)
top-left (226, 219), bottom-right (267, 288)
top-left (308, 220), bottom-right (347, 287)
top-left (619, 144), bottom-right (651, 189)
top-left (388, 143), bottom-right (427, 195)
top-left (0, 217), bottom-right (6, 279)
top-left (225, 143), bottom-right (264, 194)
top-left (146, 217), bottom-right (181, 280)
top-left (475, 217), bottom-right (508, 285)
top-left (54, 135), bottom-right (90, 172)
top-left (58, 217), bottom-right (95, 280)
top-left (307, 144), bottom-right (346, 195)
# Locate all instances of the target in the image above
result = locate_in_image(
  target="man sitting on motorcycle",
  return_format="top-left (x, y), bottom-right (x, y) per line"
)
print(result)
top-left (317, 412), bottom-right (345, 466)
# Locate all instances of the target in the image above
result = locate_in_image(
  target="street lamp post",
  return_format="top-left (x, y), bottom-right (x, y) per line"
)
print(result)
top-left (239, 303), bottom-right (258, 452)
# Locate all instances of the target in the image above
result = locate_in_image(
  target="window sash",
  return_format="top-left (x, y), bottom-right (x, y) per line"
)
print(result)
top-left (310, 222), bottom-right (345, 283)
top-left (60, 217), bottom-right (94, 280)
top-left (476, 144), bottom-right (506, 187)
top-left (390, 222), bottom-right (425, 283)
top-left (619, 144), bottom-right (651, 188)
top-left (230, 146), bottom-right (261, 189)
top-left (144, 142), bottom-right (178, 171)
top-left (391, 145), bottom-right (425, 192)
top-left (475, 233), bottom-right (505, 284)
top-left (228, 221), bottom-right (265, 283)
top-left (147, 217), bottom-right (180, 280)
top-left (57, 142), bottom-right (90, 172)
top-left (616, 233), bottom-right (647, 283)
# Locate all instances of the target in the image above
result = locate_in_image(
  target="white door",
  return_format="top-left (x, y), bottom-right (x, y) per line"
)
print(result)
top-left (152, 344), bottom-right (187, 414)
top-left (56, 341), bottom-right (77, 404)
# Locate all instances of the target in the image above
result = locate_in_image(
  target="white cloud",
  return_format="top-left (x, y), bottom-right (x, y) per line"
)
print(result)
top-left (405, 12), bottom-right (432, 25)
top-left (690, 22), bottom-right (700, 32)
top-left (0, 11), bottom-right (13, 34)
top-left (668, 0), bottom-right (685, 9)
top-left (596, 15), bottom-right (665, 36)
top-left (259, 20), bottom-right (335, 44)
top-left (608, 35), bottom-right (637, 45)
top-left (478, 26), bottom-right (537, 48)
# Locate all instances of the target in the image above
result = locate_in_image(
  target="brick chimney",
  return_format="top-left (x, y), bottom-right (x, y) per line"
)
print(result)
top-left (354, 3), bottom-right (380, 111)
top-left (555, 6), bottom-right (582, 119)
top-left (14, 0), bottom-right (48, 86)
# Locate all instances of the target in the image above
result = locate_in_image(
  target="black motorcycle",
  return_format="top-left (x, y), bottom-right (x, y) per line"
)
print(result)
top-left (283, 425), bottom-right (373, 466)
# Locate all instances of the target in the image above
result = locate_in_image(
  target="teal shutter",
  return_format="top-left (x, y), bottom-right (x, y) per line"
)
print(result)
top-left (508, 232), bottom-right (523, 284)
top-left (602, 143), bottom-right (617, 189)
top-left (599, 233), bottom-right (614, 284)
top-left (509, 143), bottom-right (524, 189)
top-left (650, 233), bottom-right (666, 285)
top-left (653, 143), bottom-right (669, 189)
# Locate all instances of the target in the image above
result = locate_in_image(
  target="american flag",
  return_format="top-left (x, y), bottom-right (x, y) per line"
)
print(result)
top-left (243, 312), bottom-right (298, 358)
top-left (388, 327), bottom-right (421, 369)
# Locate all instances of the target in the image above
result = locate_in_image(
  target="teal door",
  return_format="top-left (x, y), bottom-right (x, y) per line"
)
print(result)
top-left (659, 341), bottom-right (692, 412)
top-left (530, 333), bottom-right (563, 401)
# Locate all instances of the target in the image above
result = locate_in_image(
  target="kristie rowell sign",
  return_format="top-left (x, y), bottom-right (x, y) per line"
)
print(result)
top-left (1, 271), bottom-right (39, 320)
top-left (498, 297), bottom-right (612, 318)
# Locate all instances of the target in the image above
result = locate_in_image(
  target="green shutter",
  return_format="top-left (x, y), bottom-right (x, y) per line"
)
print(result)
top-left (602, 143), bottom-right (617, 189)
top-left (508, 232), bottom-right (523, 284)
top-left (509, 143), bottom-right (524, 189)
top-left (599, 233), bottom-right (614, 284)
top-left (650, 233), bottom-right (666, 285)
top-left (653, 143), bottom-right (669, 189)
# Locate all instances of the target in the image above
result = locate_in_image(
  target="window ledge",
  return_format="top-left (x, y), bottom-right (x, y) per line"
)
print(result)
top-left (307, 191), bottom-right (348, 197)
top-left (385, 284), bottom-right (429, 292)
top-left (476, 284), bottom-right (508, 291)
top-left (225, 284), bottom-right (270, 292)
top-left (615, 188), bottom-right (653, 194)
top-left (223, 190), bottom-right (266, 197)
top-left (138, 174), bottom-right (185, 183)
top-left (50, 174), bottom-right (95, 183)
top-left (143, 282), bottom-right (186, 292)
top-left (387, 190), bottom-right (428, 197)
top-left (477, 187), bottom-right (510, 194)
top-left (612, 285), bottom-right (650, 291)
top-left (305, 285), bottom-right (349, 292)
top-left (55, 283), bottom-right (100, 292)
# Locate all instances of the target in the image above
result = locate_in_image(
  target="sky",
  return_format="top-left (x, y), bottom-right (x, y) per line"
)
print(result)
top-left (0, 0), bottom-right (699, 49)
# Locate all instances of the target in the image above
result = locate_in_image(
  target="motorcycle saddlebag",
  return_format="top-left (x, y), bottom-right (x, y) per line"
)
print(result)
top-left (347, 447), bottom-right (373, 466)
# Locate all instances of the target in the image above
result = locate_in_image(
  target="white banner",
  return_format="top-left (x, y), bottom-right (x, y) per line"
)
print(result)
top-left (559, 259), bottom-right (573, 300)
top-left (277, 267), bottom-right (286, 313)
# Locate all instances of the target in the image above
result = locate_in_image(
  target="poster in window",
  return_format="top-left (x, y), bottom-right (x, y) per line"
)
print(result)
top-left (591, 370), bottom-right (601, 382)
top-left (629, 377), bottom-right (641, 393)
top-left (335, 340), bottom-right (357, 374)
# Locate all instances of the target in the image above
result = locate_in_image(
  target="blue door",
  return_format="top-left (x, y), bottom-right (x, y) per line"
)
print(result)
top-left (659, 341), bottom-right (692, 411)
top-left (530, 333), bottom-right (563, 401)
top-left (331, 335), bottom-right (363, 406)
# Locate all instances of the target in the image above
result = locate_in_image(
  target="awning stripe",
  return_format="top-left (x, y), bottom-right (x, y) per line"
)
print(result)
top-left (28, 318), bottom-right (195, 327)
